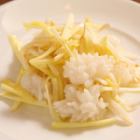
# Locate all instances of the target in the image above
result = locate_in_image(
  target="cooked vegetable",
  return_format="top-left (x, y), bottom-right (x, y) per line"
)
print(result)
top-left (1, 14), bottom-right (140, 129)
top-left (52, 118), bottom-right (116, 129)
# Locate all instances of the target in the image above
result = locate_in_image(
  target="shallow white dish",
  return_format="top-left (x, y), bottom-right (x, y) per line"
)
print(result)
top-left (0, 0), bottom-right (140, 140)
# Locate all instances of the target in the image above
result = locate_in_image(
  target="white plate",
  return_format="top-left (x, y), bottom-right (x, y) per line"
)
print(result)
top-left (0, 0), bottom-right (140, 140)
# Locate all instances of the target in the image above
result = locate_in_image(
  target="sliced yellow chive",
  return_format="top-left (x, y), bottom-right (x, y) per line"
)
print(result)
top-left (52, 118), bottom-right (116, 129)
top-left (0, 92), bottom-right (47, 107)
top-left (1, 80), bottom-right (35, 100)
top-left (101, 86), bottom-right (140, 93)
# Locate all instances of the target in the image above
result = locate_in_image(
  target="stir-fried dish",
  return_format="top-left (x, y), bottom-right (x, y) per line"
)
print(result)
top-left (1, 14), bottom-right (140, 129)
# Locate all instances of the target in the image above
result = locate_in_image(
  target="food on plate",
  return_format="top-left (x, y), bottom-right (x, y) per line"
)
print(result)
top-left (1, 14), bottom-right (140, 129)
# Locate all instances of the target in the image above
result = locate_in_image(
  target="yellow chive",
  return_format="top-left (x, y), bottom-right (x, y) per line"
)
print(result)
top-left (52, 118), bottom-right (116, 129)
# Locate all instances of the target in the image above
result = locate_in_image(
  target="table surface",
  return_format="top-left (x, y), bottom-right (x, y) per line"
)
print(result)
top-left (0, 0), bottom-right (140, 5)
top-left (0, 0), bottom-right (12, 5)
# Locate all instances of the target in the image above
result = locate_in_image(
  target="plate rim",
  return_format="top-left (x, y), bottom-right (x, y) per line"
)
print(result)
top-left (0, 0), bottom-right (140, 11)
